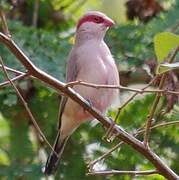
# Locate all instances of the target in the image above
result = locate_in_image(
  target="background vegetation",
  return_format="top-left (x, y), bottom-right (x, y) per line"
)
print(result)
top-left (0, 0), bottom-right (179, 179)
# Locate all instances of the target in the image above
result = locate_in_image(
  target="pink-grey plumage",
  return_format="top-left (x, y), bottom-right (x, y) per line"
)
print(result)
top-left (44, 11), bottom-right (119, 175)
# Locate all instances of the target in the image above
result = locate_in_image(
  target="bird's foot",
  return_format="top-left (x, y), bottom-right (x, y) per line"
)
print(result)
top-left (83, 99), bottom-right (93, 113)
top-left (102, 118), bottom-right (116, 142)
top-left (86, 99), bottom-right (93, 107)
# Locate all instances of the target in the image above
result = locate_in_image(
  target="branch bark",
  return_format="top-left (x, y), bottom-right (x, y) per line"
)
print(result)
top-left (0, 32), bottom-right (178, 179)
top-left (32, 0), bottom-right (39, 27)
top-left (66, 80), bottom-right (179, 95)
top-left (87, 169), bottom-right (159, 176)
top-left (0, 64), bottom-right (25, 75)
top-left (0, 73), bottom-right (28, 88)
top-left (0, 9), bottom-right (10, 37)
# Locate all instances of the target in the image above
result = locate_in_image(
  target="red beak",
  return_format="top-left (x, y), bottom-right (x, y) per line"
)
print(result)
top-left (104, 17), bottom-right (115, 27)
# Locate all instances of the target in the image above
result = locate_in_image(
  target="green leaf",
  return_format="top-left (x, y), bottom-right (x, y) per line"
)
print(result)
top-left (3, 94), bottom-right (17, 106)
top-left (156, 65), bottom-right (169, 74)
top-left (154, 32), bottom-right (179, 63)
top-left (157, 62), bottom-right (179, 74)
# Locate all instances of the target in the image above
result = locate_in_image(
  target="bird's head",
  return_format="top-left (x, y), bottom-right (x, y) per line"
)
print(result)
top-left (75, 11), bottom-right (114, 43)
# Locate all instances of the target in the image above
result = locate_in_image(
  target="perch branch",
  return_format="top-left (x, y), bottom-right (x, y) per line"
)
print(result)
top-left (0, 32), bottom-right (178, 179)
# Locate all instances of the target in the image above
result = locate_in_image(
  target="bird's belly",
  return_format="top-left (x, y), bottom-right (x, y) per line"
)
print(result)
top-left (64, 58), bottom-right (119, 121)
top-left (66, 76), bottom-right (118, 121)
top-left (64, 88), bottom-right (118, 122)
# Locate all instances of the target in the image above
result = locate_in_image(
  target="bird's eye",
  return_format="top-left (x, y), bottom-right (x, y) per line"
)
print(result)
top-left (94, 17), bottom-right (103, 23)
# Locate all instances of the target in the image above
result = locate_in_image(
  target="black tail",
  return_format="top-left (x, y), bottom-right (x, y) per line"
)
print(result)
top-left (44, 132), bottom-right (68, 175)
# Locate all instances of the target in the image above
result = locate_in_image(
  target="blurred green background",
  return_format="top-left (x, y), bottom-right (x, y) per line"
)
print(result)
top-left (0, 0), bottom-right (179, 179)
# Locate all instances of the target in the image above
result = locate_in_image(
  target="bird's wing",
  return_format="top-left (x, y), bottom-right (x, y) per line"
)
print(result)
top-left (58, 50), bottom-right (79, 129)
top-left (66, 50), bottom-right (79, 83)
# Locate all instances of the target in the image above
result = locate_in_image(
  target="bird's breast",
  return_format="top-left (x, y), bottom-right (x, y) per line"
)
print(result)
top-left (74, 54), bottom-right (119, 113)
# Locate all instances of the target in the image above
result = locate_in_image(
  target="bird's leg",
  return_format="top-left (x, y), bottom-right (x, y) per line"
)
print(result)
top-left (85, 100), bottom-right (116, 142)
top-left (83, 99), bottom-right (94, 115)
top-left (86, 99), bottom-right (93, 107)
top-left (85, 99), bottom-right (116, 142)
top-left (83, 99), bottom-right (93, 111)
top-left (102, 117), bottom-right (116, 142)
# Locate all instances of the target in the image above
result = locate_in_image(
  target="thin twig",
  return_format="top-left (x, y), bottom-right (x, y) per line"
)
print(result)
top-left (0, 64), bottom-right (25, 75)
top-left (0, 9), bottom-right (11, 37)
top-left (143, 46), bottom-right (179, 146)
top-left (0, 56), bottom-right (58, 158)
top-left (87, 169), bottom-right (159, 176)
top-left (66, 79), bottom-right (179, 95)
top-left (0, 73), bottom-right (28, 88)
top-left (138, 120), bottom-right (179, 134)
top-left (170, 20), bottom-right (179, 33)
top-left (117, 77), bottom-right (158, 112)
top-left (32, 0), bottom-right (39, 27)
top-left (88, 141), bottom-right (123, 170)
top-left (114, 78), bottom-right (156, 124)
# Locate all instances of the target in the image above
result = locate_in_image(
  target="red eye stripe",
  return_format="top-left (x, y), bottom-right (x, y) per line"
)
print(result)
top-left (77, 15), bottom-right (104, 29)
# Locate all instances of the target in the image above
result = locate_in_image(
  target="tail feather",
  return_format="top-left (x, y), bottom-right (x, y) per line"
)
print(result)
top-left (44, 132), bottom-right (68, 175)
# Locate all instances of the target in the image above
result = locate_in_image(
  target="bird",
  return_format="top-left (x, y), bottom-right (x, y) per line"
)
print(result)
top-left (44, 11), bottom-right (120, 175)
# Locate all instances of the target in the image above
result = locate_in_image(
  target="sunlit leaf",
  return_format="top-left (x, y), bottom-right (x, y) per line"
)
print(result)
top-left (156, 65), bottom-right (169, 74)
top-left (154, 32), bottom-right (179, 63)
